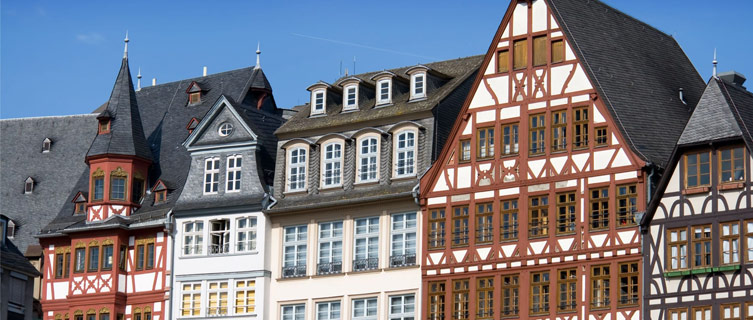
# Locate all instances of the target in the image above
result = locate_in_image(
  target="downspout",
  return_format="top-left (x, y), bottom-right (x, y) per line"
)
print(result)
top-left (412, 183), bottom-right (421, 205)
top-left (165, 209), bottom-right (175, 320)
top-left (641, 164), bottom-right (656, 320)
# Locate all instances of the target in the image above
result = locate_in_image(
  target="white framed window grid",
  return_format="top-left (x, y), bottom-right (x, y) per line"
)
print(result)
top-left (183, 221), bottom-right (204, 256)
top-left (389, 294), bottom-right (415, 320)
top-left (411, 73), bottom-right (425, 99)
top-left (204, 158), bottom-right (220, 194)
top-left (236, 217), bottom-right (257, 252)
top-left (377, 79), bottom-right (391, 105)
top-left (316, 301), bottom-right (341, 320)
top-left (358, 137), bottom-right (379, 182)
top-left (288, 147), bottom-right (307, 192)
top-left (282, 304), bottom-right (306, 320)
top-left (283, 225), bottom-right (308, 276)
top-left (352, 297), bottom-right (378, 320)
top-left (207, 281), bottom-right (229, 316)
top-left (395, 130), bottom-right (416, 177)
top-left (318, 221), bottom-right (343, 274)
top-left (354, 217), bottom-right (379, 270)
top-left (344, 85), bottom-right (358, 110)
top-left (180, 282), bottom-right (202, 316)
top-left (390, 213), bottom-right (417, 267)
top-left (322, 142), bottom-right (343, 187)
top-left (234, 279), bottom-right (256, 314)
top-left (226, 155), bottom-right (242, 192)
top-left (312, 90), bottom-right (326, 115)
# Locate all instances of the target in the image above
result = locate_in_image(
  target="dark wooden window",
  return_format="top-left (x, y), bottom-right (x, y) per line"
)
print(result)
top-left (591, 265), bottom-right (610, 309)
top-left (88, 246), bottom-right (99, 272)
top-left (573, 106), bottom-right (589, 149)
top-left (720, 221), bottom-right (740, 265)
top-left (502, 123), bottom-right (519, 156)
top-left (692, 306), bottom-right (711, 320)
top-left (667, 227), bottom-right (688, 270)
top-left (497, 50), bottom-right (509, 73)
top-left (529, 196), bottom-right (549, 238)
top-left (720, 147), bottom-right (745, 183)
top-left (552, 110), bottom-right (567, 151)
top-left (74, 248), bottom-right (85, 273)
top-left (501, 274), bottom-right (519, 316)
top-left (500, 200), bottom-right (518, 241)
top-left (477, 277), bottom-right (494, 319)
top-left (98, 120), bottom-right (110, 134)
top-left (99, 313), bottom-right (110, 320)
top-left (513, 39), bottom-right (527, 70)
top-left (101, 245), bottom-right (113, 270)
top-left (452, 279), bottom-right (470, 320)
top-left (189, 92), bottom-right (201, 104)
top-left (146, 243), bottom-right (155, 269)
top-left (55, 252), bottom-right (67, 278)
top-left (428, 209), bottom-right (446, 250)
top-left (477, 127), bottom-right (495, 160)
top-left (132, 178), bottom-right (144, 203)
top-left (75, 202), bottom-right (86, 214)
top-left (692, 225), bottom-right (712, 268)
top-left (746, 221), bottom-right (753, 263)
top-left (136, 244), bottom-right (145, 270)
top-left (557, 268), bottom-right (577, 312)
top-left (556, 192), bottom-right (576, 235)
top-left (529, 114), bottom-right (546, 155)
top-left (452, 206), bottom-right (469, 247)
top-left (530, 272), bottom-right (550, 315)
top-left (533, 36), bottom-right (547, 66)
top-left (668, 308), bottom-right (688, 320)
top-left (685, 151), bottom-right (711, 188)
top-left (744, 302), bottom-right (753, 320)
top-left (476, 203), bottom-right (493, 244)
top-left (617, 184), bottom-right (637, 227)
top-left (92, 177), bottom-right (105, 201)
top-left (595, 127), bottom-right (608, 146)
top-left (551, 39), bottom-right (565, 64)
top-left (119, 245), bottom-right (127, 271)
top-left (618, 261), bottom-right (639, 306)
top-left (590, 187), bottom-right (609, 231)
top-left (428, 281), bottom-right (446, 320)
top-left (110, 176), bottom-right (127, 201)
top-left (459, 139), bottom-right (471, 163)
top-left (721, 304), bottom-right (741, 320)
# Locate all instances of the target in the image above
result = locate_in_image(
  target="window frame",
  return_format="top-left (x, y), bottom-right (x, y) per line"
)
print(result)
top-left (390, 212), bottom-right (417, 267)
top-left (476, 277), bottom-right (494, 320)
top-left (428, 281), bottom-right (446, 320)
top-left (721, 303), bottom-right (741, 320)
top-left (283, 225), bottom-right (308, 278)
top-left (501, 123), bottom-right (519, 156)
top-left (226, 154), bottom-right (242, 193)
top-left (618, 261), bottom-right (639, 307)
top-left (312, 89), bottom-right (326, 115)
top-left (595, 126), bottom-right (609, 147)
top-left (282, 304), bottom-right (306, 320)
top-left (207, 281), bottom-right (229, 316)
top-left (590, 187), bottom-right (609, 231)
top-left (452, 279), bottom-right (470, 320)
top-left (410, 73), bottom-right (426, 100)
top-left (746, 220), bottom-right (753, 263)
top-left (719, 146), bottom-right (746, 184)
top-left (572, 106), bottom-right (589, 149)
top-left (692, 224), bottom-right (712, 268)
top-left (352, 297), bottom-right (378, 320)
top-left (667, 227), bottom-right (688, 270)
top-left (394, 129), bottom-right (417, 178)
top-left (236, 217), bottom-right (257, 253)
top-left (500, 199), bottom-right (519, 242)
top-left (180, 282), bottom-right (202, 317)
top-left (556, 192), bottom-right (576, 235)
top-left (529, 113), bottom-right (546, 156)
top-left (551, 39), bottom-right (565, 64)
top-left (557, 268), bottom-right (577, 313)
top-left (428, 208), bottom-right (446, 250)
top-left (475, 203), bottom-right (494, 244)
top-left (497, 50), bottom-right (509, 73)
top-left (88, 245), bottom-right (100, 272)
top-left (458, 139), bottom-right (471, 163)
top-left (530, 271), bottom-right (550, 315)
top-left (533, 35), bottom-right (547, 67)
top-left (343, 85), bottom-right (359, 111)
top-left (529, 195), bottom-right (549, 238)
top-left (669, 308), bottom-right (688, 320)
top-left (591, 264), bottom-right (610, 310)
top-left (388, 294), bottom-right (415, 320)
top-left (209, 219), bottom-right (230, 255)
top-left (501, 274), bottom-right (519, 317)
top-left (316, 301), bottom-right (341, 320)
top-left (204, 157), bottom-right (220, 195)
top-left (234, 279), bottom-right (256, 314)
top-left (353, 216), bottom-right (380, 271)
top-left (684, 151), bottom-right (711, 189)
top-left (101, 244), bottom-right (114, 271)
top-left (720, 221), bottom-right (740, 265)
top-left (356, 135), bottom-right (380, 183)
top-left (692, 306), bottom-right (712, 320)
top-left (451, 205), bottom-right (470, 247)
top-left (287, 145), bottom-right (308, 192)
top-left (512, 38), bottom-right (528, 70)
top-left (183, 221), bottom-right (204, 256)
top-left (317, 221), bottom-right (344, 275)
top-left (74, 247), bottom-right (85, 273)
top-left (551, 109), bottom-right (567, 152)
top-left (377, 79), bottom-right (392, 105)
top-left (476, 127), bottom-right (495, 160)
top-left (321, 141), bottom-right (344, 188)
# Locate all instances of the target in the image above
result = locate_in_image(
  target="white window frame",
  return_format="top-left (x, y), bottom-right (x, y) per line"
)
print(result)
top-left (183, 221), bottom-right (204, 256)
top-left (377, 79), bottom-right (391, 105)
top-left (721, 222), bottom-right (740, 264)
top-left (180, 282), bottom-right (202, 317)
top-left (218, 122), bottom-right (234, 137)
top-left (393, 129), bottom-right (417, 178)
top-left (24, 177), bottom-right (34, 194)
top-left (390, 212), bottom-right (417, 267)
top-left (287, 145), bottom-right (308, 192)
top-left (343, 85), bottom-right (358, 111)
top-left (234, 279), bottom-right (256, 314)
top-left (388, 294), bottom-right (415, 320)
top-left (282, 304), bottom-right (305, 320)
top-left (357, 135), bottom-right (379, 183)
top-left (353, 217), bottom-right (379, 271)
top-left (321, 141), bottom-right (343, 188)
top-left (236, 217), bottom-right (257, 253)
top-left (209, 219), bottom-right (231, 255)
top-left (226, 155), bottom-right (242, 192)
top-left (352, 297), bottom-right (378, 320)
top-left (410, 73), bottom-right (426, 100)
top-left (318, 221), bottom-right (343, 274)
top-left (207, 281), bottom-right (229, 316)
top-left (316, 301), bottom-right (341, 320)
top-left (204, 157), bottom-right (220, 194)
top-left (312, 89), bottom-right (326, 115)
top-left (43, 138), bottom-right (52, 152)
top-left (283, 225), bottom-right (308, 277)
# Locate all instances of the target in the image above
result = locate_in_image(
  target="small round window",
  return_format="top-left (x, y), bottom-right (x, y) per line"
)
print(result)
top-left (218, 122), bottom-right (234, 137)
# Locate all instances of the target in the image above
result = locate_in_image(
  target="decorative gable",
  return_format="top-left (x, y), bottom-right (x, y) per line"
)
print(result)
top-left (183, 95), bottom-right (258, 152)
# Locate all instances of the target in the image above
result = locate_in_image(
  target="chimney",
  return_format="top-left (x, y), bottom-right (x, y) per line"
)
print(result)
top-left (152, 78), bottom-right (157, 86)
top-left (203, 66), bottom-right (207, 77)
top-left (718, 71), bottom-right (747, 89)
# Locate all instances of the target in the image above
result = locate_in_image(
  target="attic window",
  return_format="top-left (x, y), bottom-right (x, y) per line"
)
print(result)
top-left (377, 79), bottom-right (391, 105)
top-left (155, 190), bottom-right (166, 204)
top-left (343, 85), bottom-right (358, 111)
top-left (24, 177), bottom-right (34, 194)
top-left (189, 92), bottom-right (201, 104)
top-left (311, 90), bottom-right (326, 115)
top-left (410, 73), bottom-right (426, 100)
top-left (218, 122), bottom-right (234, 137)
top-left (43, 138), bottom-right (52, 153)
top-left (7, 220), bottom-right (15, 239)
top-left (98, 119), bottom-right (110, 134)
top-left (75, 203), bottom-right (86, 214)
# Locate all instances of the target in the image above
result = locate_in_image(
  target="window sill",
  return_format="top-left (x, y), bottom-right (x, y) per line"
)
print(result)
top-left (392, 175), bottom-right (417, 182)
top-left (664, 264), bottom-right (741, 277)
top-left (319, 185), bottom-right (343, 191)
top-left (408, 97), bottom-right (427, 103)
top-left (589, 228), bottom-right (610, 233)
top-left (354, 181), bottom-right (379, 187)
top-left (284, 190), bottom-right (308, 196)
top-left (375, 102), bottom-right (393, 108)
top-left (180, 251), bottom-right (259, 259)
top-left (719, 182), bottom-right (745, 191)
top-left (594, 144), bottom-right (609, 149)
top-left (682, 186), bottom-right (710, 195)
top-left (500, 153), bottom-right (519, 159)
top-left (616, 223), bottom-right (638, 230)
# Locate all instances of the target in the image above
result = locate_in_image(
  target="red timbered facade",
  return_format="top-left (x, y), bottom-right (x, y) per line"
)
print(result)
top-left (419, 0), bottom-right (703, 319)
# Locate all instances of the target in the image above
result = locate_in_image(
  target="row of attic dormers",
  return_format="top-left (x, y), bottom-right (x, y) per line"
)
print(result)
top-left (306, 65), bottom-right (450, 117)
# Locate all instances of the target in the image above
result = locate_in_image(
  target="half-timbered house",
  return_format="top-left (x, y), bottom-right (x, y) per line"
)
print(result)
top-left (641, 71), bottom-right (753, 320)
top-left (419, 0), bottom-right (704, 319)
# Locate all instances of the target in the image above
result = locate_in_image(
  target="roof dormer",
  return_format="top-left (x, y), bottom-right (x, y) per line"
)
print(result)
top-left (72, 191), bottom-right (87, 214)
top-left (405, 66), bottom-right (429, 101)
top-left (151, 180), bottom-right (168, 204)
top-left (371, 71), bottom-right (397, 106)
top-left (307, 81), bottom-right (340, 117)
top-left (24, 177), bottom-right (34, 194)
top-left (42, 137), bottom-right (52, 153)
top-left (186, 81), bottom-right (205, 105)
top-left (336, 77), bottom-right (362, 112)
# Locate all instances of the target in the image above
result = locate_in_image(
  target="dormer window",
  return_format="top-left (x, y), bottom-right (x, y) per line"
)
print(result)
top-left (75, 202), bottom-right (86, 214)
top-left (7, 220), bottom-right (15, 239)
top-left (410, 73), bottom-right (426, 100)
top-left (343, 85), bottom-right (358, 111)
top-left (24, 177), bottom-right (34, 194)
top-left (189, 92), bottom-right (201, 104)
top-left (312, 90), bottom-right (326, 115)
top-left (43, 138), bottom-right (52, 153)
top-left (98, 119), bottom-right (110, 134)
top-left (152, 180), bottom-right (168, 204)
top-left (377, 79), bottom-right (391, 105)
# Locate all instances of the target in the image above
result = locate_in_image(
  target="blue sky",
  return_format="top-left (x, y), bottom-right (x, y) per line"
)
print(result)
top-left (1, 1), bottom-right (751, 119)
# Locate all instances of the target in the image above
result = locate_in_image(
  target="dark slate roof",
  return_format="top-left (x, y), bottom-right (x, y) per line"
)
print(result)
top-left (234, 102), bottom-right (286, 186)
top-left (249, 67), bottom-right (273, 91)
top-left (1, 237), bottom-right (41, 276)
top-left (547, 0), bottom-right (705, 168)
top-left (0, 114), bottom-right (98, 254)
top-left (276, 55), bottom-right (483, 136)
top-left (40, 66), bottom-right (283, 236)
top-left (677, 79), bottom-right (743, 145)
top-left (87, 57), bottom-right (153, 161)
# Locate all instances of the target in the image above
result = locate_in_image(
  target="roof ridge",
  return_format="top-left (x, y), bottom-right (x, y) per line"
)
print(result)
top-left (586, 0), bottom-right (672, 39)
top-left (331, 55), bottom-right (484, 85)
top-left (137, 66), bottom-right (254, 91)
top-left (0, 113), bottom-right (97, 122)
top-left (719, 79), bottom-right (753, 144)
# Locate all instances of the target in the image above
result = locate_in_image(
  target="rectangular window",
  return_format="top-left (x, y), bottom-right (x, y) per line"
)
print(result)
top-left (591, 265), bottom-right (610, 309)
top-left (207, 281), bottom-right (229, 316)
top-left (102, 244), bottom-right (113, 270)
top-left (317, 301), bottom-right (341, 320)
top-left (692, 225), bottom-right (712, 267)
top-left (693, 306), bottom-right (711, 320)
top-left (428, 209), bottom-right (446, 250)
top-left (209, 219), bottom-right (230, 255)
top-left (722, 304), bottom-right (741, 320)
top-left (390, 213), bottom-right (417, 267)
top-left (378, 80), bottom-right (391, 104)
top-left (132, 178), bottom-right (144, 203)
top-left (452, 206), bottom-right (470, 247)
top-left (500, 200), bottom-right (519, 241)
top-left (55, 252), bottom-right (69, 278)
top-left (530, 271), bottom-right (550, 315)
top-left (459, 139), bottom-right (471, 162)
top-left (88, 246), bottom-right (99, 272)
top-left (746, 303), bottom-right (753, 320)
top-left (93, 177), bottom-right (104, 201)
top-left (288, 148), bottom-right (307, 191)
top-left (283, 225), bottom-right (307, 278)
top-left (180, 282), bottom-right (202, 316)
top-left (395, 131), bottom-right (416, 177)
top-left (668, 308), bottom-right (688, 320)
top-left (617, 184), bottom-right (638, 227)
top-left (529, 196), bottom-right (549, 238)
top-left (551, 39), bottom-right (565, 64)
top-left (282, 304), bottom-right (305, 320)
top-left (530, 114), bottom-right (546, 155)
top-left (146, 243), bottom-right (154, 269)
top-left (552, 110), bottom-right (567, 151)
top-left (389, 294), bottom-right (415, 320)
top-left (358, 137), bottom-right (378, 182)
top-left (452, 279), bottom-right (470, 320)
top-left (556, 192), bottom-right (576, 235)
top-left (234, 279), bottom-right (256, 314)
top-left (236, 217), bottom-right (257, 252)
top-left (323, 143), bottom-right (343, 186)
top-left (477, 127), bottom-right (495, 159)
top-left (226, 155), bottom-right (242, 192)
top-left (573, 106), bottom-right (589, 149)
top-left (720, 147), bottom-right (745, 183)
top-left (595, 127), bottom-right (608, 146)
top-left (533, 35), bottom-right (547, 66)
top-left (721, 221), bottom-right (740, 265)
top-left (75, 248), bottom-right (85, 273)
top-left (619, 262), bottom-right (639, 306)
top-left (99, 313), bottom-right (110, 320)
top-left (111, 177), bottom-right (126, 200)
top-left (513, 39), bottom-right (527, 70)
top-left (353, 217), bottom-right (379, 271)
top-left (477, 277), bottom-right (494, 320)
top-left (314, 91), bottom-right (325, 112)
top-left (667, 228), bottom-right (688, 270)
top-left (558, 268), bottom-right (577, 313)
top-left (746, 221), bottom-right (753, 262)
top-left (183, 221), bottom-right (204, 255)
top-left (345, 86), bottom-right (358, 109)
top-left (476, 203), bottom-right (493, 244)
top-left (590, 187), bottom-right (609, 231)
top-left (318, 221), bottom-right (343, 275)
top-left (501, 274), bottom-right (519, 317)
top-left (119, 246), bottom-right (126, 271)
top-left (685, 151), bottom-right (711, 188)
top-left (428, 281), bottom-right (446, 320)
top-left (412, 73), bottom-right (425, 98)
top-left (497, 50), bottom-right (509, 73)
top-left (135, 245), bottom-right (145, 270)
top-left (204, 158), bottom-right (220, 194)
top-left (502, 123), bottom-right (519, 156)
top-left (352, 298), bottom-right (377, 320)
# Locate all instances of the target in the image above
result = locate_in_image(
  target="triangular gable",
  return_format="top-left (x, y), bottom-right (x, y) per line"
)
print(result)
top-left (71, 191), bottom-right (87, 203)
top-left (151, 179), bottom-right (167, 192)
top-left (186, 81), bottom-right (204, 93)
top-left (183, 95), bottom-right (258, 151)
top-left (678, 79), bottom-right (742, 145)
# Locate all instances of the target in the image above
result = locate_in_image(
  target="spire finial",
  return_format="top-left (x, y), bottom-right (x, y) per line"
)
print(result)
top-left (123, 30), bottom-right (129, 59)
top-left (712, 48), bottom-right (718, 79)
top-left (137, 67), bottom-right (142, 91)
top-left (255, 42), bottom-right (261, 69)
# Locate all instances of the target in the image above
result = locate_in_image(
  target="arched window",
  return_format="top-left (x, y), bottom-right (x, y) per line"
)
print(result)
top-left (321, 142), bottom-right (343, 187)
top-left (287, 147), bottom-right (307, 192)
top-left (358, 136), bottom-right (379, 183)
top-left (395, 130), bottom-right (416, 177)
